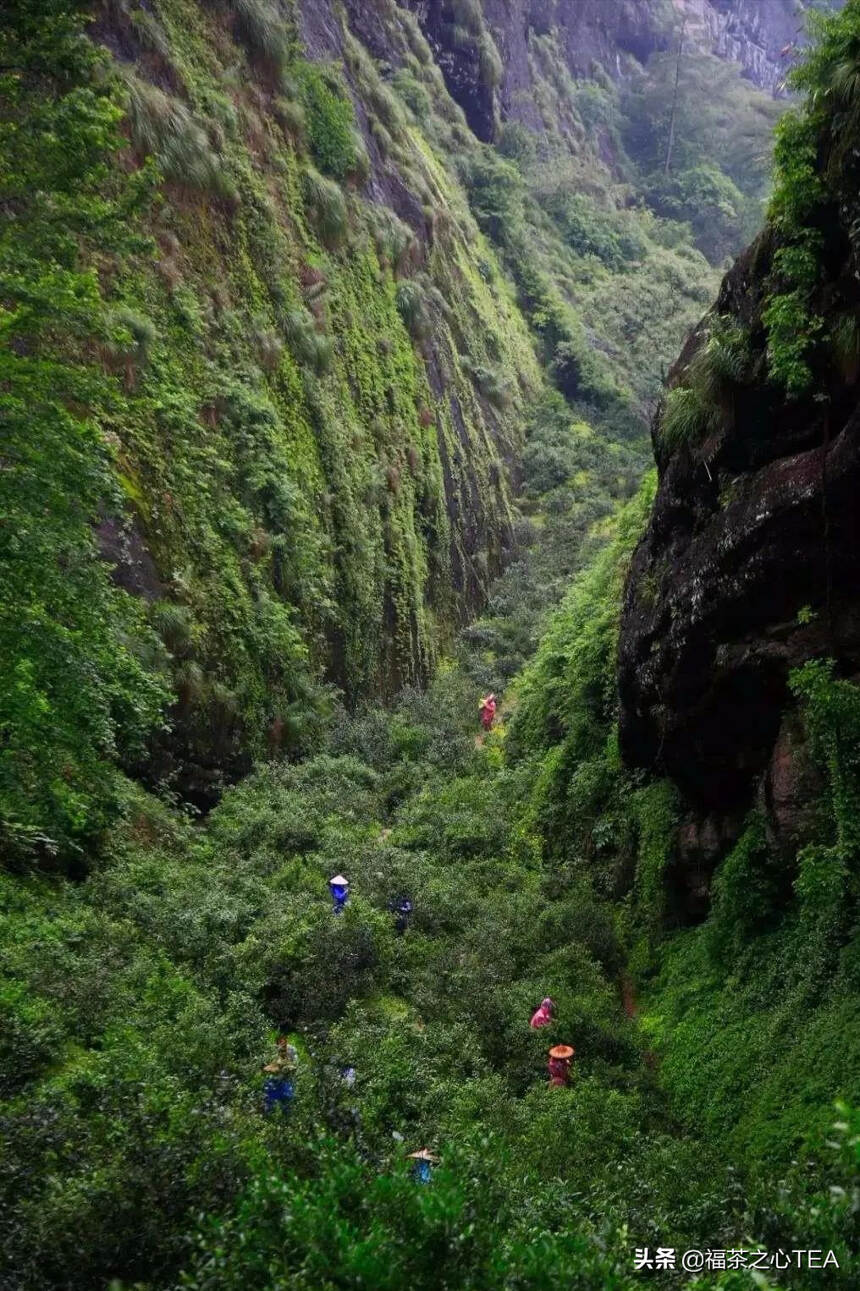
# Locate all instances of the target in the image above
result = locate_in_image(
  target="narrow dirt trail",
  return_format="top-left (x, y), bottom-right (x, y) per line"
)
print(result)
top-left (621, 971), bottom-right (658, 1071)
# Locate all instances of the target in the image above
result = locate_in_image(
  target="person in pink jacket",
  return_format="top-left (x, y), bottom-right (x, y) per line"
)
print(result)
top-left (530, 997), bottom-right (555, 1029)
top-left (479, 693), bottom-right (497, 731)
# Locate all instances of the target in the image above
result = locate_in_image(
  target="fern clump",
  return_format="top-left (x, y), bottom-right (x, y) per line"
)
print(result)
top-left (274, 96), bottom-right (306, 142)
top-left (105, 305), bottom-right (157, 371)
top-left (368, 205), bottom-right (415, 270)
top-left (478, 32), bottom-right (503, 90)
top-left (129, 8), bottom-right (172, 62)
top-left (284, 308), bottom-right (332, 374)
top-left (122, 74), bottom-right (237, 199)
top-left (392, 70), bottom-right (431, 120)
top-left (659, 385), bottom-right (711, 449)
top-left (150, 601), bottom-right (195, 655)
top-left (396, 280), bottom-right (431, 339)
top-left (253, 324), bottom-right (284, 373)
top-left (302, 166), bottom-right (348, 247)
top-left (471, 362), bottom-right (513, 409)
top-left (450, 0), bottom-right (483, 35)
top-left (232, 0), bottom-right (290, 72)
top-left (658, 319), bottom-right (751, 450)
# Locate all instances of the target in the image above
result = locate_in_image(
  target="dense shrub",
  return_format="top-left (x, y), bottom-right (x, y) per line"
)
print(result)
top-left (294, 61), bottom-right (359, 180)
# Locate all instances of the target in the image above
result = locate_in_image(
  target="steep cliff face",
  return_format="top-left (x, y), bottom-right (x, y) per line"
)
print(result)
top-left (618, 9), bottom-right (860, 902)
top-left (0, 0), bottom-right (795, 864)
top-left (406, 0), bottom-right (823, 142)
top-left (3, 0), bottom-right (552, 858)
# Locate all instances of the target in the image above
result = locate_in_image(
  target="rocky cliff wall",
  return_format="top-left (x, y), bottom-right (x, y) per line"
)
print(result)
top-left (22, 0), bottom-right (548, 818)
top-left (618, 20), bottom-right (860, 908)
top-left (404, 0), bottom-right (826, 142)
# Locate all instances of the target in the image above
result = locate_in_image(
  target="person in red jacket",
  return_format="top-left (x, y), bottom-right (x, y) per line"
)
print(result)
top-left (479, 693), bottom-right (497, 731)
top-left (530, 997), bottom-right (555, 1029)
top-left (548, 1044), bottom-right (574, 1087)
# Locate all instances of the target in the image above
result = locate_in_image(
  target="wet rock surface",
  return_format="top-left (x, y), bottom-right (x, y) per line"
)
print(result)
top-left (619, 233), bottom-right (860, 892)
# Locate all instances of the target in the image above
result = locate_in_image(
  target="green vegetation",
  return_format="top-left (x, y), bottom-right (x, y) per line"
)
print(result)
top-left (1, 0), bottom-right (545, 867)
top-left (2, 473), bottom-right (857, 1288)
top-left (657, 317), bottom-right (753, 452)
top-left (0, 3), bottom-right (170, 866)
top-left (623, 49), bottom-right (782, 262)
top-left (761, 2), bottom-right (860, 393)
top-left (293, 60), bottom-right (361, 180)
top-left (3, 2), bottom-right (859, 1289)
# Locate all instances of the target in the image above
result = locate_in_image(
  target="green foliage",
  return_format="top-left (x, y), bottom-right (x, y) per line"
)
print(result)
top-left (179, 1138), bottom-right (648, 1291)
top-left (5, 596), bottom-right (854, 1288)
top-left (458, 49), bottom-right (721, 424)
top-left (658, 317), bottom-right (752, 450)
top-left (121, 72), bottom-right (237, 198)
top-left (761, 107), bottom-right (827, 392)
top-left (544, 191), bottom-right (647, 269)
top-left (392, 69), bottom-right (431, 120)
top-left (643, 164), bottom-right (747, 264)
top-left (478, 31), bottom-right (503, 90)
top-left (758, 3), bottom-right (860, 393)
top-left (283, 307), bottom-right (332, 372)
top-left (0, 0), bottom-right (545, 846)
top-left (0, 0), bottom-right (170, 867)
top-left (294, 61), bottom-right (360, 180)
top-left (631, 779), bottom-right (679, 934)
top-left (622, 50), bottom-right (781, 262)
top-left (636, 662), bottom-right (860, 1182)
top-left (3, 4), bottom-right (858, 1288)
top-left (462, 148), bottom-right (524, 242)
top-left (790, 660), bottom-right (860, 907)
top-left (512, 476), bottom-right (656, 762)
top-left (395, 278), bottom-right (430, 339)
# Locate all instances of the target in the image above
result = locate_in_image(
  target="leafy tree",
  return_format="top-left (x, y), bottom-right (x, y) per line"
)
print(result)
top-left (643, 164), bottom-right (749, 264)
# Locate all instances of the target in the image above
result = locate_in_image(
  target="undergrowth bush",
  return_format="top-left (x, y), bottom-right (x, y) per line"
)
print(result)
top-left (294, 61), bottom-right (360, 180)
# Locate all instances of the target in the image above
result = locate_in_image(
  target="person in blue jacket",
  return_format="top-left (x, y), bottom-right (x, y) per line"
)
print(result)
top-left (329, 874), bottom-right (350, 914)
top-left (263, 1036), bottom-right (298, 1113)
top-left (408, 1147), bottom-right (438, 1183)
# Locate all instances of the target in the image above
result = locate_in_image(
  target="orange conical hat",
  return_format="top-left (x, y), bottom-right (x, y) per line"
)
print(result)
top-left (549, 1045), bottom-right (574, 1060)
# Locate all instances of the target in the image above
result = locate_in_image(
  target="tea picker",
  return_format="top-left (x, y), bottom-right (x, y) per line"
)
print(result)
top-left (530, 997), bottom-right (555, 1029)
top-left (407, 1147), bottom-right (439, 1183)
top-left (329, 873), bottom-right (350, 915)
top-left (263, 1036), bottom-right (298, 1113)
top-left (548, 1044), bottom-right (574, 1088)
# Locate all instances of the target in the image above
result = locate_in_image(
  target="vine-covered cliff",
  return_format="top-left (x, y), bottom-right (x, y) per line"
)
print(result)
top-left (619, 0), bottom-right (860, 902)
top-left (7, 0), bottom-right (780, 861)
top-left (3, 5), bottom-right (858, 1290)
